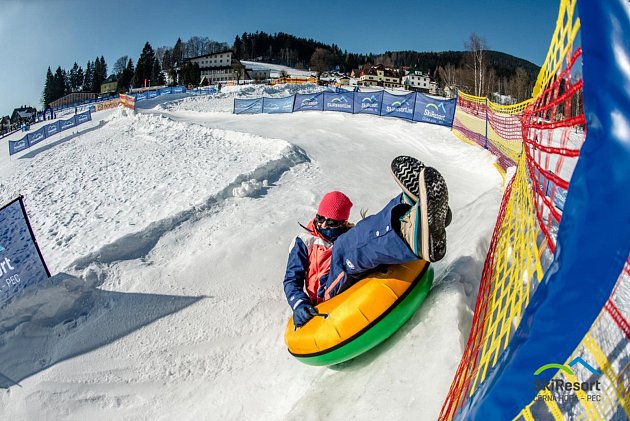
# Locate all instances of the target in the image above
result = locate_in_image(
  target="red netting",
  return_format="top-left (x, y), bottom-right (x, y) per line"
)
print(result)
top-left (521, 48), bottom-right (586, 254)
top-left (438, 176), bottom-right (517, 420)
top-left (488, 112), bottom-right (524, 140)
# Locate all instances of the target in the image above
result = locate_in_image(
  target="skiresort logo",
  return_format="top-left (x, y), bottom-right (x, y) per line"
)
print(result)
top-left (533, 357), bottom-right (602, 403)
top-left (424, 102), bottom-right (447, 121)
top-left (386, 98), bottom-right (413, 114)
top-left (30, 132), bottom-right (45, 143)
top-left (331, 96), bottom-right (349, 103)
top-left (61, 120), bottom-right (75, 130)
top-left (327, 96), bottom-right (352, 109)
top-left (361, 95), bottom-right (380, 109)
top-left (301, 96), bottom-right (320, 107)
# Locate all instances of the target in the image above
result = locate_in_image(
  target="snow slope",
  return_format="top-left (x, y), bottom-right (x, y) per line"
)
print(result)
top-left (0, 86), bottom-right (502, 420)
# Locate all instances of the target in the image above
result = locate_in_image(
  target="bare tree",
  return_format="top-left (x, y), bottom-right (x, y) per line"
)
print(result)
top-left (113, 56), bottom-right (129, 76)
top-left (511, 67), bottom-right (529, 102)
top-left (309, 48), bottom-right (334, 76)
top-left (233, 61), bottom-right (246, 84)
top-left (438, 63), bottom-right (458, 90)
top-left (465, 33), bottom-right (488, 97)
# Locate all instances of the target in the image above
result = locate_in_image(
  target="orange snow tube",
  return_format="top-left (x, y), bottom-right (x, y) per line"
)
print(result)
top-left (285, 259), bottom-right (433, 365)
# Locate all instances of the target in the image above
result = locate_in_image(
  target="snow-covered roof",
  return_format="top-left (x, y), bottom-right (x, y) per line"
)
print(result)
top-left (240, 61), bottom-right (315, 78)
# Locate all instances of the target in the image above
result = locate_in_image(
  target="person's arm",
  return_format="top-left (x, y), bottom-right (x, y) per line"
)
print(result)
top-left (283, 237), bottom-right (311, 310)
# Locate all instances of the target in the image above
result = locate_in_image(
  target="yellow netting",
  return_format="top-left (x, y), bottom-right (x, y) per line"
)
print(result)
top-left (441, 1), bottom-right (629, 419)
top-left (452, 91), bottom-right (532, 170)
top-left (468, 153), bottom-right (545, 395)
top-left (532, 0), bottom-right (580, 97)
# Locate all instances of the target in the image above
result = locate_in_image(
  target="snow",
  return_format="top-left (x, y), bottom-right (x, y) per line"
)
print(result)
top-left (240, 61), bottom-right (315, 78)
top-left (0, 85), bottom-right (502, 420)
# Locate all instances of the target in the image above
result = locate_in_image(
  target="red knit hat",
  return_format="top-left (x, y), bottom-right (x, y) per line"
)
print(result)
top-left (317, 191), bottom-right (353, 220)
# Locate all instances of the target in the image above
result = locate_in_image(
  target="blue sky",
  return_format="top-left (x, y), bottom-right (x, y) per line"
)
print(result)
top-left (0, 0), bottom-right (559, 115)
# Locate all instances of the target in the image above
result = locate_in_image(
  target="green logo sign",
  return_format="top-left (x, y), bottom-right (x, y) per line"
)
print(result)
top-left (533, 357), bottom-right (602, 403)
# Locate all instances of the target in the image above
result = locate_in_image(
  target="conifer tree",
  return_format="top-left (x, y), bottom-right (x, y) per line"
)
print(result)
top-left (118, 58), bottom-right (134, 92)
top-left (69, 62), bottom-right (80, 92)
top-left (151, 59), bottom-right (165, 86)
top-left (84, 61), bottom-right (94, 92)
top-left (172, 38), bottom-right (184, 67)
top-left (134, 42), bottom-right (156, 87)
top-left (42, 67), bottom-right (55, 106)
top-left (53, 66), bottom-right (66, 100)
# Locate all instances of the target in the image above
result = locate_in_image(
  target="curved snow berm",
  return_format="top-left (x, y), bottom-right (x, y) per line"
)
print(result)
top-left (0, 109), bottom-right (308, 273)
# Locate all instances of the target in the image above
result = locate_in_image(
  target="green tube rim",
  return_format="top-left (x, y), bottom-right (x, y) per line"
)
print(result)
top-left (290, 264), bottom-right (434, 366)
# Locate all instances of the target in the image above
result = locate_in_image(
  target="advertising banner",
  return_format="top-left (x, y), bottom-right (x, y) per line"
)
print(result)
top-left (159, 88), bottom-right (172, 95)
top-left (293, 93), bottom-right (324, 112)
top-left (27, 128), bottom-right (46, 146)
top-left (413, 94), bottom-right (457, 127)
top-left (147, 91), bottom-right (158, 99)
top-left (323, 92), bottom-right (354, 113)
top-left (135, 92), bottom-right (147, 102)
top-left (173, 86), bottom-right (186, 93)
top-left (262, 96), bottom-right (295, 114)
top-left (234, 98), bottom-right (263, 114)
top-left (76, 111), bottom-right (91, 124)
top-left (59, 116), bottom-right (76, 131)
top-left (45, 121), bottom-right (60, 137)
top-left (0, 197), bottom-right (50, 303)
top-left (353, 91), bottom-right (383, 115)
top-left (381, 92), bottom-right (416, 120)
top-left (8, 138), bottom-right (29, 156)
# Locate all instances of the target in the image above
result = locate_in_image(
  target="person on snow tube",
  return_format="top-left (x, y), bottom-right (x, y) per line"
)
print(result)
top-left (283, 156), bottom-right (451, 328)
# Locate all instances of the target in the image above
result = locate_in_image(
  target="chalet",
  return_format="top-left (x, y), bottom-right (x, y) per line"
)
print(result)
top-left (359, 64), bottom-right (402, 88)
top-left (402, 70), bottom-right (438, 94)
top-left (1, 115), bottom-right (11, 134)
top-left (10, 106), bottom-right (36, 125)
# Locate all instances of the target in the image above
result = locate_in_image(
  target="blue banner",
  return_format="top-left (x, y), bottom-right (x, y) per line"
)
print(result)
top-left (323, 92), bottom-right (354, 113)
top-left (159, 88), bottom-right (172, 95)
top-left (0, 198), bottom-right (50, 303)
top-left (27, 128), bottom-right (46, 146)
top-left (135, 92), bottom-right (147, 102)
top-left (413, 94), bottom-right (456, 127)
top-left (76, 111), bottom-right (91, 124)
top-left (173, 86), bottom-right (186, 93)
top-left (8, 138), bottom-right (29, 156)
top-left (262, 96), bottom-right (295, 114)
top-left (45, 121), bottom-right (60, 137)
top-left (293, 93), bottom-right (324, 112)
top-left (354, 91), bottom-right (383, 115)
top-left (234, 98), bottom-right (263, 114)
top-left (381, 92), bottom-right (416, 120)
top-left (147, 91), bottom-right (158, 99)
top-left (59, 116), bottom-right (76, 131)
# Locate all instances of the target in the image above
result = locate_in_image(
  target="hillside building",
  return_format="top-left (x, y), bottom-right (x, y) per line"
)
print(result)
top-left (359, 64), bottom-right (402, 88)
top-left (188, 50), bottom-right (250, 85)
top-left (402, 70), bottom-right (438, 94)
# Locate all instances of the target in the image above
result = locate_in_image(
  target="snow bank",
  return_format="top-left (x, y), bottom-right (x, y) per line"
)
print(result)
top-left (0, 108), bottom-right (307, 272)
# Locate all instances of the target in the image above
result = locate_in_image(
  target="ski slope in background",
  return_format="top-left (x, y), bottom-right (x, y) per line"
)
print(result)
top-left (0, 85), bottom-right (502, 420)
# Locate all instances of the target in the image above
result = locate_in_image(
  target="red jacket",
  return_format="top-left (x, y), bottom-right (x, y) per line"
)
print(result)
top-left (283, 220), bottom-right (333, 309)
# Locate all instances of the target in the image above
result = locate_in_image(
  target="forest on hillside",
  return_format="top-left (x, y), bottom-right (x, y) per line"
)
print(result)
top-left (42, 31), bottom-right (543, 107)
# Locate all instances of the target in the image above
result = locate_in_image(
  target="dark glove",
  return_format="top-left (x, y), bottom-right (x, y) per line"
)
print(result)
top-left (293, 303), bottom-right (317, 328)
